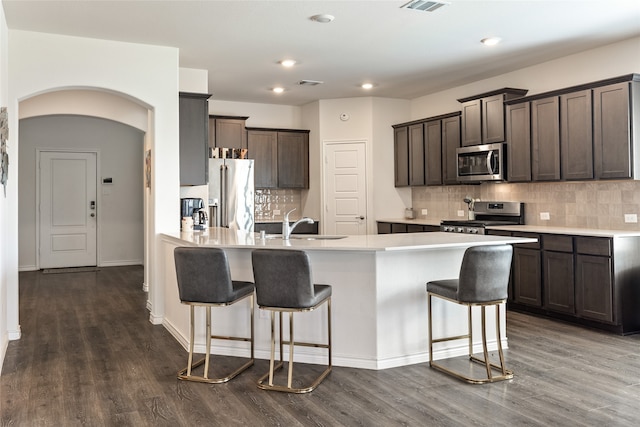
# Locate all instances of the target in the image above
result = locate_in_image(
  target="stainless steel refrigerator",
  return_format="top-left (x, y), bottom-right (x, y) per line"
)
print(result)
top-left (208, 158), bottom-right (255, 232)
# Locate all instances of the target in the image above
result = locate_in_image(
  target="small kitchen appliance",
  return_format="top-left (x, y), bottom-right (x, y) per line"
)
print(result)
top-left (180, 198), bottom-right (204, 229)
top-left (440, 201), bottom-right (524, 234)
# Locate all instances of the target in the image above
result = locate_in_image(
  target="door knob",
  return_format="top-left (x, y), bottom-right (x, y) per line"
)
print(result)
top-left (90, 213), bottom-right (95, 217)
top-left (356, 216), bottom-right (365, 220)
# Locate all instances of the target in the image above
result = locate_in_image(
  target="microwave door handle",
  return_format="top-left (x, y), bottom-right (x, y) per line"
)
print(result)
top-left (486, 151), bottom-right (495, 174)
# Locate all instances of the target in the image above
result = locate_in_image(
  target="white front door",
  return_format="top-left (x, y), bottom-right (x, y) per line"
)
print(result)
top-left (39, 151), bottom-right (98, 268)
top-left (324, 141), bottom-right (367, 235)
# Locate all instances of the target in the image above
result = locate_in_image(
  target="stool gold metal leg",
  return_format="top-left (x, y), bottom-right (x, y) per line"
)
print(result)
top-left (288, 312), bottom-right (294, 389)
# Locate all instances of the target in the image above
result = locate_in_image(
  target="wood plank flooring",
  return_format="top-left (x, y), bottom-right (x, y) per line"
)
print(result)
top-left (2, 266), bottom-right (640, 426)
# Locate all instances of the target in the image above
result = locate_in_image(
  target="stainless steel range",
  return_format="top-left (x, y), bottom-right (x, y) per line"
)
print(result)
top-left (441, 201), bottom-right (524, 234)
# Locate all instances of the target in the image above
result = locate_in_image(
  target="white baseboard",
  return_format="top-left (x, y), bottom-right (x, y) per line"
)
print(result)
top-left (18, 265), bottom-right (37, 272)
top-left (99, 259), bottom-right (143, 267)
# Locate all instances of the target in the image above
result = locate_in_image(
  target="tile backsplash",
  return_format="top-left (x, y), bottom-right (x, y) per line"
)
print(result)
top-left (412, 180), bottom-right (640, 230)
top-left (255, 188), bottom-right (302, 222)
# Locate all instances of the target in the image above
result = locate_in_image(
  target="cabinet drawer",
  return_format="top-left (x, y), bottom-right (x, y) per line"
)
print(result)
top-left (575, 237), bottom-right (612, 257)
top-left (512, 232), bottom-right (540, 249)
top-left (543, 235), bottom-right (573, 252)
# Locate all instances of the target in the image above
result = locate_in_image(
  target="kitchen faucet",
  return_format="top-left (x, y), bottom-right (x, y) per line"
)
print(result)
top-left (282, 208), bottom-right (314, 240)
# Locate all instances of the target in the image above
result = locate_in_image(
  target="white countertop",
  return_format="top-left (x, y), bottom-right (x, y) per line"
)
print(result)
top-left (163, 227), bottom-right (536, 252)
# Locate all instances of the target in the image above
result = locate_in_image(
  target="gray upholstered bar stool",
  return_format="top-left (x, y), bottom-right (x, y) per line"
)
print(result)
top-left (427, 244), bottom-right (513, 384)
top-left (251, 249), bottom-right (332, 393)
top-left (174, 247), bottom-right (255, 383)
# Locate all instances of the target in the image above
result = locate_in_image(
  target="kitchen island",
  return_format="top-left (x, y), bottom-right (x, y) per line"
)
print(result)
top-left (159, 228), bottom-right (536, 369)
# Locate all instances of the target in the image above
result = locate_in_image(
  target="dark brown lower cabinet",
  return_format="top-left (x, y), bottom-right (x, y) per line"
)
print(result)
top-left (376, 222), bottom-right (440, 234)
top-left (543, 235), bottom-right (575, 314)
top-left (500, 231), bottom-right (640, 334)
top-left (575, 254), bottom-right (613, 323)
top-left (513, 247), bottom-right (542, 307)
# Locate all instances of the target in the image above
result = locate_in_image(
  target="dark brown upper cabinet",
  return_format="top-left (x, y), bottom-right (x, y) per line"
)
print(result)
top-left (561, 90), bottom-right (594, 180)
top-left (394, 126), bottom-right (409, 187)
top-left (408, 123), bottom-right (425, 186)
top-left (506, 102), bottom-right (531, 182)
top-left (458, 88), bottom-right (528, 147)
top-left (594, 81), bottom-right (637, 179)
top-left (531, 97), bottom-right (561, 181)
top-left (505, 74), bottom-right (639, 183)
top-left (179, 92), bottom-right (211, 186)
top-left (209, 115), bottom-right (248, 149)
top-left (247, 128), bottom-right (309, 189)
top-left (392, 112), bottom-right (461, 187)
top-left (441, 115), bottom-right (461, 185)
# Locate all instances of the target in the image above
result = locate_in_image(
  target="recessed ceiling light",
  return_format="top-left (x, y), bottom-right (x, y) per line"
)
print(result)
top-left (361, 83), bottom-right (374, 90)
top-left (481, 37), bottom-right (502, 46)
top-left (279, 59), bottom-right (296, 67)
top-left (310, 14), bottom-right (335, 23)
top-left (272, 87), bottom-right (284, 94)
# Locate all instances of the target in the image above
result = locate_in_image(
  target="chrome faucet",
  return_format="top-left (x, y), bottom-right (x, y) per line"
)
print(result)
top-left (282, 208), bottom-right (314, 240)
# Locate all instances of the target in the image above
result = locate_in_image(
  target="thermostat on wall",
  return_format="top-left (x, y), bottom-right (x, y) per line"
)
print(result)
top-left (339, 113), bottom-right (350, 121)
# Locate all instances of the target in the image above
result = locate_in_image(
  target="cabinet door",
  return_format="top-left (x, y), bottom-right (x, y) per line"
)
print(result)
top-left (377, 222), bottom-right (392, 234)
top-left (425, 120), bottom-right (442, 185)
top-left (483, 94), bottom-right (506, 144)
top-left (408, 124), bottom-right (425, 186)
top-left (277, 132), bottom-right (309, 188)
top-left (442, 115), bottom-right (461, 185)
top-left (576, 254), bottom-right (614, 323)
top-left (561, 90), bottom-right (593, 180)
top-left (461, 99), bottom-right (482, 146)
top-left (513, 247), bottom-right (542, 307)
top-left (506, 102), bottom-right (531, 182)
top-left (210, 118), bottom-right (247, 149)
top-left (394, 127), bottom-right (409, 187)
top-left (247, 130), bottom-right (277, 188)
top-left (594, 82), bottom-right (632, 179)
top-left (543, 251), bottom-right (575, 314)
top-left (179, 93), bottom-right (209, 186)
top-left (531, 97), bottom-right (561, 181)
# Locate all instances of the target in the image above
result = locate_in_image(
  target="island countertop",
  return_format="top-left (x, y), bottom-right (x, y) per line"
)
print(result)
top-left (163, 227), bottom-right (537, 252)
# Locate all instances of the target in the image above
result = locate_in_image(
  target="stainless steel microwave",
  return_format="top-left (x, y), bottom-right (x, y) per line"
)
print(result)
top-left (456, 143), bottom-right (506, 182)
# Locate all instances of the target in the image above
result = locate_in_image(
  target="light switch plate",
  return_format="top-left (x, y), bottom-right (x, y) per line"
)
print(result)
top-left (457, 210), bottom-right (465, 217)
top-left (421, 209), bottom-right (428, 215)
top-left (273, 209), bottom-right (281, 215)
top-left (540, 212), bottom-right (550, 220)
top-left (624, 214), bottom-right (638, 223)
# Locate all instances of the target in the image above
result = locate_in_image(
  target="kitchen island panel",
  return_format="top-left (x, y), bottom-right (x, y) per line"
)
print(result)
top-left (159, 228), bottom-right (534, 369)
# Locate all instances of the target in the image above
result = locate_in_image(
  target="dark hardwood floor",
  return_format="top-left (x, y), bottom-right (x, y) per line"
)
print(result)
top-left (2, 266), bottom-right (640, 426)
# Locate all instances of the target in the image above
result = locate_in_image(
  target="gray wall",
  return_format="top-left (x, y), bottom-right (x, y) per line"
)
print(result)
top-left (18, 115), bottom-right (144, 270)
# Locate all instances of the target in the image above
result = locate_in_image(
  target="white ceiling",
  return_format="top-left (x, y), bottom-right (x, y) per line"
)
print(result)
top-left (3, 0), bottom-right (640, 106)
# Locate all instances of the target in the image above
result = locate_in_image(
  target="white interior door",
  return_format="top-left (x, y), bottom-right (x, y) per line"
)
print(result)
top-left (324, 141), bottom-right (367, 235)
top-left (39, 151), bottom-right (97, 268)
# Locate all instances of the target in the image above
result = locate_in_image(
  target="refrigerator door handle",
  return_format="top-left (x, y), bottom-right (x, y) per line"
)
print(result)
top-left (220, 164), bottom-right (228, 227)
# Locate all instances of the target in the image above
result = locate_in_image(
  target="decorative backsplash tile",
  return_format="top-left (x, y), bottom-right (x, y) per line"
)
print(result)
top-left (255, 188), bottom-right (302, 221)
top-left (412, 181), bottom-right (640, 230)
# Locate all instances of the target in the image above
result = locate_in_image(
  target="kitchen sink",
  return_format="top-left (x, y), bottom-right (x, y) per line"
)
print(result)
top-left (260, 234), bottom-right (347, 240)
top-left (291, 234), bottom-right (347, 240)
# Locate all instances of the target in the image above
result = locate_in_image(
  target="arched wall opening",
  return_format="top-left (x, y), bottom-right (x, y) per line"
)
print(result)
top-left (17, 87), bottom-right (155, 313)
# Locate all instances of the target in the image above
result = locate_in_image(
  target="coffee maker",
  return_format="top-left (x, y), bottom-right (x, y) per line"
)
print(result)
top-left (180, 198), bottom-right (204, 229)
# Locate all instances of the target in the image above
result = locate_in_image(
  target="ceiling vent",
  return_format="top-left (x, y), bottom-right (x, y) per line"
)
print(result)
top-left (400, 0), bottom-right (448, 12)
top-left (297, 80), bottom-right (324, 86)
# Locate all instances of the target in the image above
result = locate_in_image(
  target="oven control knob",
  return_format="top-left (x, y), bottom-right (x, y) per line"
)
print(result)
top-left (468, 228), bottom-right (478, 234)
top-left (456, 227), bottom-right (464, 233)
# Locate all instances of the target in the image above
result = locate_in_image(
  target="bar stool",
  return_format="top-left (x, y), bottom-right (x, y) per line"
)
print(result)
top-left (426, 244), bottom-right (513, 384)
top-left (251, 249), bottom-right (332, 393)
top-left (174, 247), bottom-right (255, 383)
